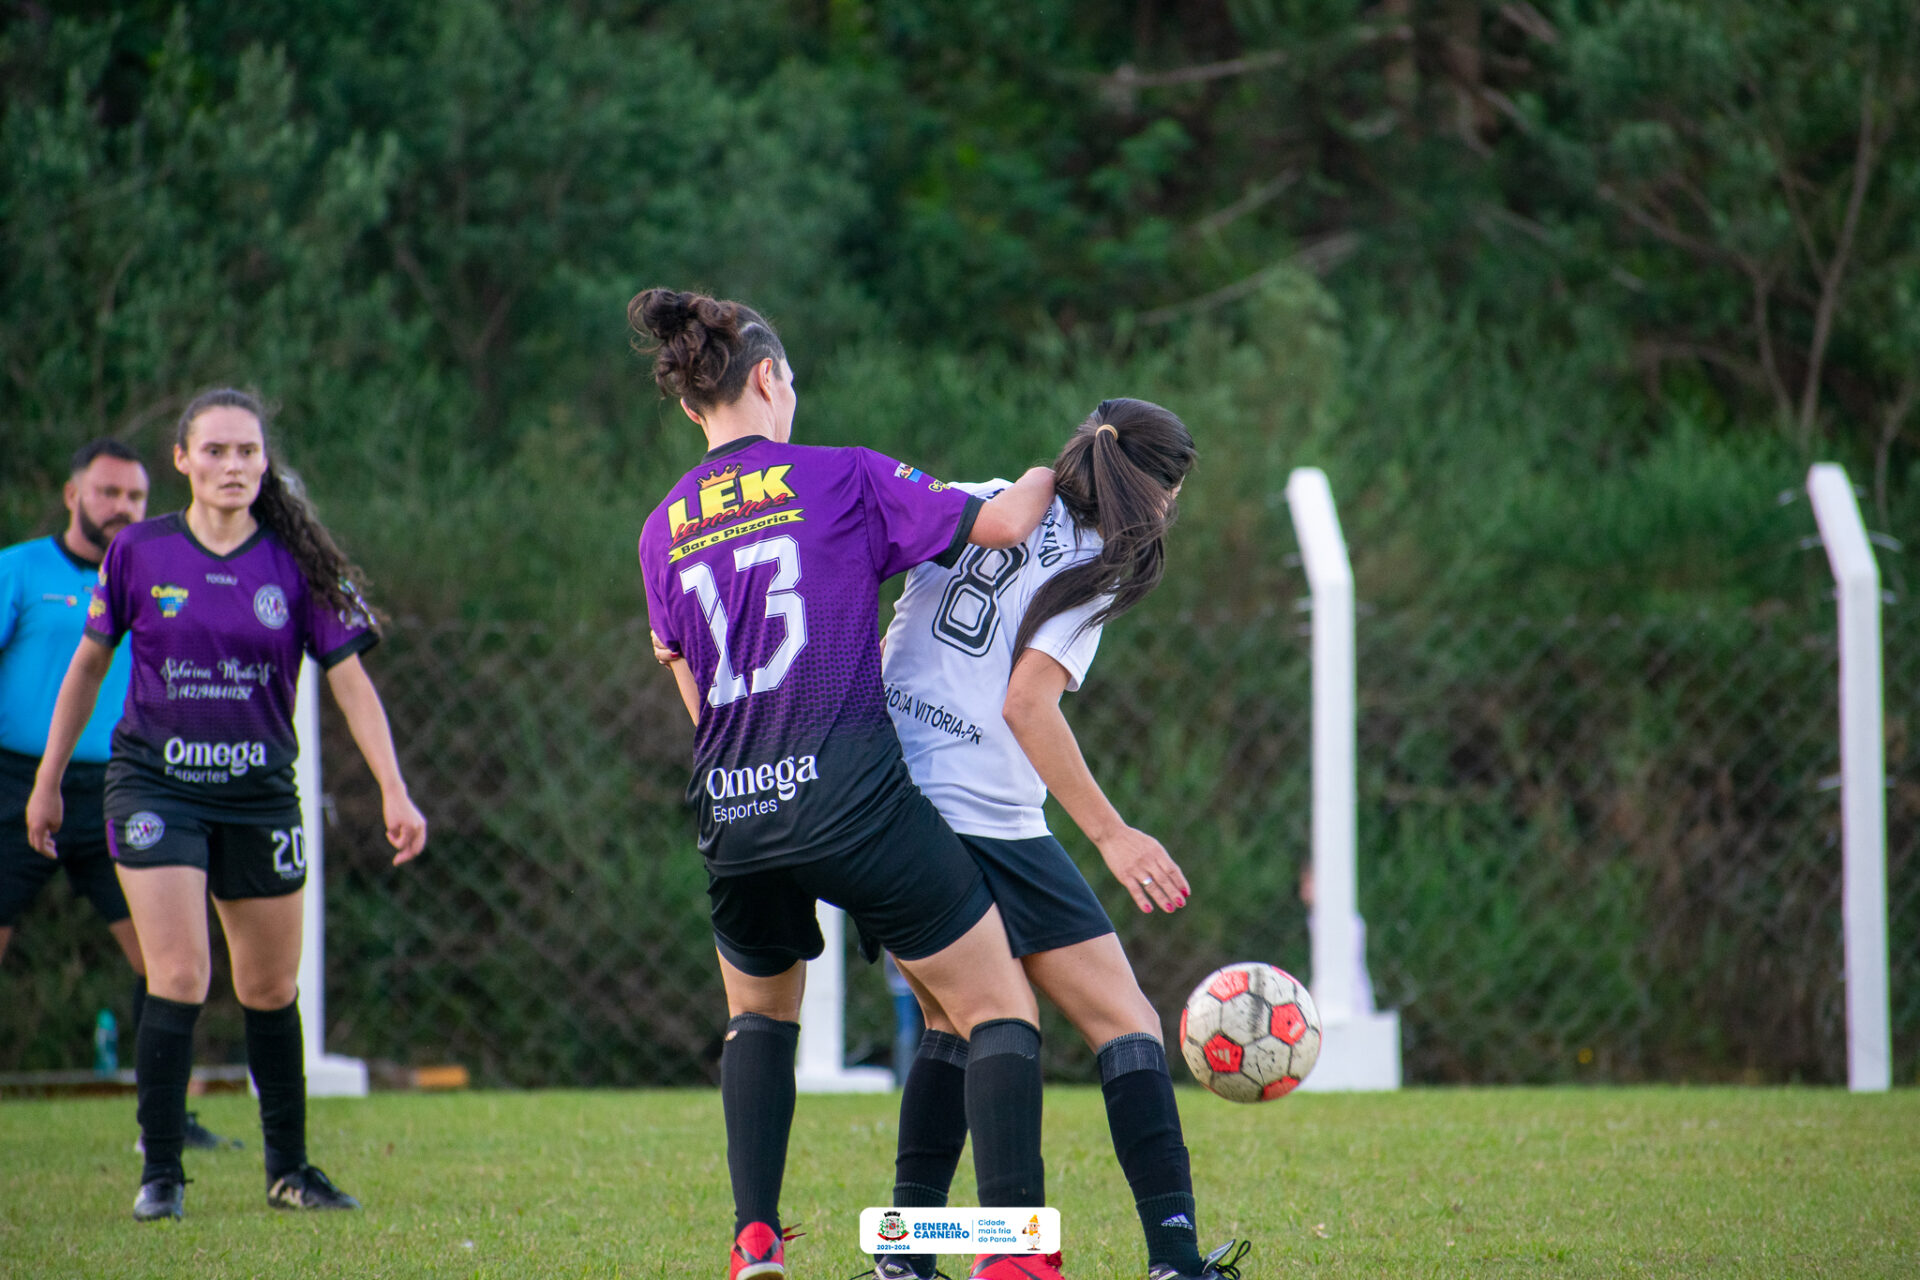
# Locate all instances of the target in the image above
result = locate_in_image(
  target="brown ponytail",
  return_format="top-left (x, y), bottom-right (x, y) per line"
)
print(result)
top-left (1011, 398), bottom-right (1196, 656)
top-left (175, 388), bottom-right (378, 627)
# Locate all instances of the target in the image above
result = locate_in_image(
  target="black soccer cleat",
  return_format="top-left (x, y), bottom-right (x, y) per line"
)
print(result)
top-left (184, 1111), bottom-right (242, 1150)
top-left (849, 1259), bottom-right (953, 1280)
top-left (135, 1111), bottom-right (242, 1154)
top-left (266, 1164), bottom-right (361, 1210)
top-left (133, 1177), bottom-right (186, 1222)
top-left (1147, 1239), bottom-right (1248, 1280)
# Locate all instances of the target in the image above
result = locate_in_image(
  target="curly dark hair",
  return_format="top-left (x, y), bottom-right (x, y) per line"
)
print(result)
top-left (626, 288), bottom-right (786, 413)
top-left (174, 388), bottom-right (378, 627)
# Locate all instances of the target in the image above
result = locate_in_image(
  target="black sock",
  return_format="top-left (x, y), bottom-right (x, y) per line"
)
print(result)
top-left (244, 999), bottom-right (307, 1180)
top-left (965, 1018), bottom-right (1043, 1207)
top-left (892, 1029), bottom-right (970, 1275)
top-left (129, 975), bottom-right (148, 1042)
top-left (1098, 1033), bottom-right (1201, 1273)
top-left (894, 1029), bottom-right (970, 1205)
top-left (135, 995), bottom-right (201, 1184)
top-left (721, 1013), bottom-right (799, 1235)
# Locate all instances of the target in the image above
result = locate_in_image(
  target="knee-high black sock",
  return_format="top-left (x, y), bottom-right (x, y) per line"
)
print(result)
top-left (891, 1030), bottom-right (970, 1276)
top-left (129, 975), bottom-right (148, 1042)
top-left (721, 1013), bottom-right (799, 1234)
top-left (965, 1019), bottom-right (1043, 1208)
top-left (244, 999), bottom-right (307, 1180)
top-left (136, 995), bottom-right (201, 1184)
top-left (1098, 1033), bottom-right (1201, 1272)
top-left (894, 1029), bottom-right (970, 1206)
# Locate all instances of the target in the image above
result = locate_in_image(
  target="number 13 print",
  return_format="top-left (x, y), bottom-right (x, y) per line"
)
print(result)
top-left (678, 535), bottom-right (809, 707)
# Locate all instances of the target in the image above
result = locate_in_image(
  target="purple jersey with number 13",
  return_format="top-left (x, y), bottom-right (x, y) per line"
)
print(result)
top-left (86, 514), bottom-right (377, 814)
top-left (639, 436), bottom-right (981, 874)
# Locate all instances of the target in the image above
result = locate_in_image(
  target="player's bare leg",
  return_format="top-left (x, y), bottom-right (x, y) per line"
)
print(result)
top-left (214, 891), bottom-right (304, 1010)
top-left (119, 866), bottom-right (212, 1002)
top-left (892, 905), bottom-right (1036, 1036)
top-left (1022, 934), bottom-right (1159, 1049)
top-left (107, 917), bottom-right (146, 974)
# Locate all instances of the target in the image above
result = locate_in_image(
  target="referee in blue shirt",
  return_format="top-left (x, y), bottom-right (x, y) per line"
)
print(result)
top-left (1, 440), bottom-right (233, 1148)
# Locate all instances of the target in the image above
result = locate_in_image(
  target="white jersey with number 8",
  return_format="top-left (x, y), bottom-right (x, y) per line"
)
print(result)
top-left (882, 482), bottom-right (1107, 840)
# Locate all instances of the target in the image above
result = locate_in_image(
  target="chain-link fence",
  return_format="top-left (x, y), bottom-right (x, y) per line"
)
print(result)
top-left (6, 602), bottom-right (1915, 1087)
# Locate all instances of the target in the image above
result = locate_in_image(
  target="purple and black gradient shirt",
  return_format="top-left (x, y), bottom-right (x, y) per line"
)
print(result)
top-left (640, 436), bottom-right (981, 874)
top-left (87, 514), bottom-right (376, 814)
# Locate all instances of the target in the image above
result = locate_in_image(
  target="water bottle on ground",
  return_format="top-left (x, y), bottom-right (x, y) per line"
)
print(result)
top-left (93, 1009), bottom-right (118, 1075)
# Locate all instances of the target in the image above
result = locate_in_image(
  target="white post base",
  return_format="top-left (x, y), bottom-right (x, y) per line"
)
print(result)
top-left (795, 903), bottom-right (897, 1093)
top-left (795, 1065), bottom-right (895, 1093)
top-left (307, 1053), bottom-right (370, 1098)
top-left (249, 1052), bottom-right (368, 1100)
top-left (1296, 1010), bottom-right (1402, 1092)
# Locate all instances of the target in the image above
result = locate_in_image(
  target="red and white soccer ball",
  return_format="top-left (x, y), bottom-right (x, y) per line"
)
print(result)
top-left (1179, 962), bottom-right (1321, 1102)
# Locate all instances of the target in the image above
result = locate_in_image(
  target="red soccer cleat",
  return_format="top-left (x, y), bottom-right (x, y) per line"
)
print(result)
top-left (968, 1252), bottom-right (1065, 1280)
top-left (730, 1221), bottom-right (803, 1280)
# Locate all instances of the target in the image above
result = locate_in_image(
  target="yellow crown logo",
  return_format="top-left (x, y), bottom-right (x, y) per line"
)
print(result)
top-left (698, 465), bottom-right (742, 490)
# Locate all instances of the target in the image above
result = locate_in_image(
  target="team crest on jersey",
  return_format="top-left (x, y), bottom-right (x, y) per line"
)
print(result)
top-left (87, 595), bottom-right (106, 621)
top-left (893, 462), bottom-right (950, 492)
top-left (123, 812), bottom-right (166, 851)
top-left (253, 584), bottom-right (290, 630)
top-left (150, 584), bottom-right (188, 618)
top-left (667, 463), bottom-right (806, 562)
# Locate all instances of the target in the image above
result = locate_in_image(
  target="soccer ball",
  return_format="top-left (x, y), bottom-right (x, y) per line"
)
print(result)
top-left (1179, 962), bottom-right (1321, 1102)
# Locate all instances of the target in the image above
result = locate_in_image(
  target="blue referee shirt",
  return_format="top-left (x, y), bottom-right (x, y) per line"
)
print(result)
top-left (0, 536), bottom-right (132, 762)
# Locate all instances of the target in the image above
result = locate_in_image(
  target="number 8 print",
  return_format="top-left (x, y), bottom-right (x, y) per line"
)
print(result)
top-left (678, 535), bottom-right (810, 708)
top-left (932, 544), bottom-right (1028, 656)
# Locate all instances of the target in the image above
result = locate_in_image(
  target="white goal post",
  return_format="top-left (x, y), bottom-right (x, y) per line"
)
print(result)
top-left (1285, 467), bottom-right (1401, 1091)
top-left (293, 658), bottom-right (368, 1097)
top-left (1806, 464), bottom-right (1892, 1093)
top-left (798, 904), bottom-right (895, 1092)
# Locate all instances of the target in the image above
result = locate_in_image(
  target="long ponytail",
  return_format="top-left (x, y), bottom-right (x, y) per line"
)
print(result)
top-left (1010, 398), bottom-right (1196, 657)
top-left (175, 388), bottom-right (378, 627)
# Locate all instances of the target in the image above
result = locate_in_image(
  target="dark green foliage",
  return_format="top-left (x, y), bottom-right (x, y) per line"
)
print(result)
top-left (3, 2), bottom-right (1916, 1086)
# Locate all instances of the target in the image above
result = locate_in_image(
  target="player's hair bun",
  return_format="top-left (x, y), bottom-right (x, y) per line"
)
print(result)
top-left (627, 287), bottom-right (786, 413)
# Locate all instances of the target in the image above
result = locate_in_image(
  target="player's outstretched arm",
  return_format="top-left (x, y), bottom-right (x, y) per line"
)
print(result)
top-left (26, 636), bottom-right (113, 857)
top-left (969, 466), bottom-right (1055, 548)
top-left (325, 654), bottom-right (427, 865)
top-left (1001, 647), bottom-right (1190, 915)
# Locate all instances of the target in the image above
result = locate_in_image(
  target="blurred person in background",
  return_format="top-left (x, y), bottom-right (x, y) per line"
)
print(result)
top-left (632, 287), bottom-right (1066, 1280)
top-left (2, 442), bottom-right (149, 974)
top-left (869, 400), bottom-right (1247, 1280)
top-left (28, 390), bottom-right (426, 1222)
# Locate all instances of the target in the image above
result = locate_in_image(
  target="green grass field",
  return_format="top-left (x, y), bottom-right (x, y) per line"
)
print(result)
top-left (1, 1087), bottom-right (1915, 1278)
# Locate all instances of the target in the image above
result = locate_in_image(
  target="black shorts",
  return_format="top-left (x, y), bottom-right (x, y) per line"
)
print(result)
top-left (957, 832), bottom-right (1115, 958)
top-left (0, 751), bottom-right (127, 927)
top-left (104, 793), bottom-right (307, 901)
top-left (708, 789), bottom-right (994, 978)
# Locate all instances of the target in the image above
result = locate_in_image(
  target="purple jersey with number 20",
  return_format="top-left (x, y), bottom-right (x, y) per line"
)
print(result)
top-left (639, 436), bottom-right (980, 874)
top-left (86, 514), bottom-right (377, 813)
